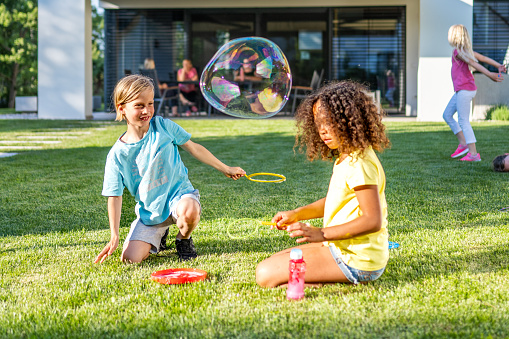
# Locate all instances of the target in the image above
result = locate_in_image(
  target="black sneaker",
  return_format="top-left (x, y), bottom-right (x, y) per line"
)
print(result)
top-left (176, 237), bottom-right (197, 261)
top-left (159, 228), bottom-right (169, 251)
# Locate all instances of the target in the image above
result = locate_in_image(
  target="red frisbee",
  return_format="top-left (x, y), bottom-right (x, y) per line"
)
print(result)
top-left (151, 268), bottom-right (207, 285)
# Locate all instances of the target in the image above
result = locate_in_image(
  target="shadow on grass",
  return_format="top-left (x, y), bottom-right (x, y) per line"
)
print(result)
top-left (0, 146), bottom-right (120, 237)
top-left (383, 241), bottom-right (509, 284)
top-left (0, 131), bottom-right (302, 238)
top-left (141, 231), bottom-right (509, 291)
top-left (0, 239), bottom-right (107, 255)
top-left (1, 121), bottom-right (509, 284)
top-left (3, 120), bottom-right (509, 338)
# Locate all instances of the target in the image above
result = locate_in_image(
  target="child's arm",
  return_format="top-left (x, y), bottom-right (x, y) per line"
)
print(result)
top-left (287, 185), bottom-right (382, 243)
top-left (180, 140), bottom-right (246, 180)
top-left (271, 198), bottom-right (326, 229)
top-left (94, 196), bottom-right (123, 263)
top-left (474, 52), bottom-right (507, 73)
top-left (465, 52), bottom-right (505, 82)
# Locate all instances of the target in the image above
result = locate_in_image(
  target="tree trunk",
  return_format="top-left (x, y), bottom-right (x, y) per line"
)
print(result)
top-left (8, 63), bottom-right (19, 109)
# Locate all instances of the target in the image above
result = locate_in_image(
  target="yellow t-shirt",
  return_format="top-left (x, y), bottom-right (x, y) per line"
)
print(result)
top-left (323, 147), bottom-right (389, 271)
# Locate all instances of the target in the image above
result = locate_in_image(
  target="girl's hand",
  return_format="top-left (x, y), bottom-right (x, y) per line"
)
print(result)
top-left (490, 72), bottom-right (504, 82)
top-left (94, 235), bottom-right (119, 264)
top-left (287, 222), bottom-right (325, 243)
top-left (498, 65), bottom-right (507, 74)
top-left (271, 210), bottom-right (299, 230)
top-left (224, 166), bottom-right (246, 180)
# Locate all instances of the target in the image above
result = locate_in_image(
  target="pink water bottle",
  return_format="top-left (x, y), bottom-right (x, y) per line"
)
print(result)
top-left (286, 248), bottom-right (306, 300)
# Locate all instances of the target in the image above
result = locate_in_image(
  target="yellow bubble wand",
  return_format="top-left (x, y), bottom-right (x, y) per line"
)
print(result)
top-left (260, 221), bottom-right (288, 230)
top-left (245, 172), bottom-right (286, 183)
top-left (226, 219), bottom-right (288, 239)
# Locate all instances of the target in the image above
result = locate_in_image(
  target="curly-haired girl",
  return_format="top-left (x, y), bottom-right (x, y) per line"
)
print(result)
top-left (256, 80), bottom-right (390, 287)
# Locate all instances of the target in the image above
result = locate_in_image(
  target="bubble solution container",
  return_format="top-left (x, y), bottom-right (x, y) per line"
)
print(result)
top-left (286, 248), bottom-right (306, 300)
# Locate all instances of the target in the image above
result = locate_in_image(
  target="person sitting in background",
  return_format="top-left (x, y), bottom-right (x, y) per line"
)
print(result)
top-left (177, 59), bottom-right (199, 116)
top-left (234, 58), bottom-right (263, 82)
top-left (144, 58), bottom-right (178, 117)
top-left (492, 153), bottom-right (509, 172)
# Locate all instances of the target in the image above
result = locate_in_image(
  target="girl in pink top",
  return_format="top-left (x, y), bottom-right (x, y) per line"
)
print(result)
top-left (443, 24), bottom-right (506, 162)
top-left (177, 59), bottom-right (199, 116)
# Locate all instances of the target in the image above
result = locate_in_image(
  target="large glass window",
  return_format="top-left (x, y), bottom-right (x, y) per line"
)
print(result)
top-left (104, 7), bottom-right (407, 114)
top-left (104, 9), bottom-right (184, 105)
top-left (190, 11), bottom-right (256, 75)
top-left (332, 7), bottom-right (406, 112)
top-left (190, 9), bottom-right (327, 90)
top-left (473, 1), bottom-right (509, 71)
top-left (261, 10), bottom-right (327, 87)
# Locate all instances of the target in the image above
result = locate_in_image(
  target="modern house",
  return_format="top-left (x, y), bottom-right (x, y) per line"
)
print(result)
top-left (37, 0), bottom-right (509, 120)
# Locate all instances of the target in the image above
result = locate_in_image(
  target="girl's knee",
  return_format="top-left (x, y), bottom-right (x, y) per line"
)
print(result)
top-left (255, 263), bottom-right (270, 287)
top-left (443, 110), bottom-right (456, 122)
top-left (456, 114), bottom-right (471, 125)
top-left (255, 262), bottom-right (279, 288)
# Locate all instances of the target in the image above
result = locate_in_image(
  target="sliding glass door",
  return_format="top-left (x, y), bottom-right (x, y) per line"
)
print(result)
top-left (332, 7), bottom-right (406, 112)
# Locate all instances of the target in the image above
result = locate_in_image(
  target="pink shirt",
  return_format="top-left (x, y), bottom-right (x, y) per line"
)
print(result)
top-left (178, 67), bottom-right (198, 93)
top-left (387, 75), bottom-right (395, 89)
top-left (451, 49), bottom-right (477, 92)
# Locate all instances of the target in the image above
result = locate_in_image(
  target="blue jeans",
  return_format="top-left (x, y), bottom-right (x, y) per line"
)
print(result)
top-left (328, 245), bottom-right (385, 284)
top-left (443, 90), bottom-right (477, 144)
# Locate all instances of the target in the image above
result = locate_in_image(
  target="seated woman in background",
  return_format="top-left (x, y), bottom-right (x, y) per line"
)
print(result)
top-left (177, 59), bottom-right (199, 116)
top-left (234, 58), bottom-right (263, 82)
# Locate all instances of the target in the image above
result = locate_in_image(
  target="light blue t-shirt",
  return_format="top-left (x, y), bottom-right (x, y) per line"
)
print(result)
top-left (102, 116), bottom-right (194, 225)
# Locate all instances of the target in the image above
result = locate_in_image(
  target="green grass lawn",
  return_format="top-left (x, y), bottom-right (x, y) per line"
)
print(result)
top-left (0, 117), bottom-right (508, 338)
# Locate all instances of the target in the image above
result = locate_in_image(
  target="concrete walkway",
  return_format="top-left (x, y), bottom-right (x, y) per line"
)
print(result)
top-left (0, 113), bottom-right (39, 120)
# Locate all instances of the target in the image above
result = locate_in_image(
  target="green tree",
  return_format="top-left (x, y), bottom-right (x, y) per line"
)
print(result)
top-left (0, 0), bottom-right (37, 108)
top-left (92, 5), bottom-right (104, 100)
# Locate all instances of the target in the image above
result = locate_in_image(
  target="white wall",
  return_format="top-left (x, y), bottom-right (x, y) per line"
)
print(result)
top-left (417, 0), bottom-right (473, 121)
top-left (38, 0), bottom-right (92, 119)
top-left (404, 0), bottom-right (419, 116)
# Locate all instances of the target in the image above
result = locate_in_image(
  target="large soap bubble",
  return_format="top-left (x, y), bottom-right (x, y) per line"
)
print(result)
top-left (200, 37), bottom-right (292, 119)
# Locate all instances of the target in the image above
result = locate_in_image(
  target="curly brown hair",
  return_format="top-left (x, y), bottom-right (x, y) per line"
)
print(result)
top-left (294, 80), bottom-right (390, 161)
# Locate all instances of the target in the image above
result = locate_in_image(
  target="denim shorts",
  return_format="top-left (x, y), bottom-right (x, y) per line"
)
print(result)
top-left (328, 244), bottom-right (385, 284)
top-left (124, 190), bottom-right (201, 254)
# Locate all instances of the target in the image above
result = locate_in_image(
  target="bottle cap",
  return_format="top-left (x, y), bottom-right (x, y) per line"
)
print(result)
top-left (290, 248), bottom-right (303, 260)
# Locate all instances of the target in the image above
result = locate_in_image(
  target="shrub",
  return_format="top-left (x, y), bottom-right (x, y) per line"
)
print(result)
top-left (485, 104), bottom-right (509, 121)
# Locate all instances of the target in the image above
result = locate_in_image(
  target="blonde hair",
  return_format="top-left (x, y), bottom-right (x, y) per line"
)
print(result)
top-left (113, 74), bottom-right (154, 121)
top-left (144, 58), bottom-right (155, 69)
top-left (448, 24), bottom-right (477, 63)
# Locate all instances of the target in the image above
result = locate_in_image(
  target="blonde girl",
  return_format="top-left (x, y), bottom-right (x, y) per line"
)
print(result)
top-left (444, 24), bottom-right (506, 162)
